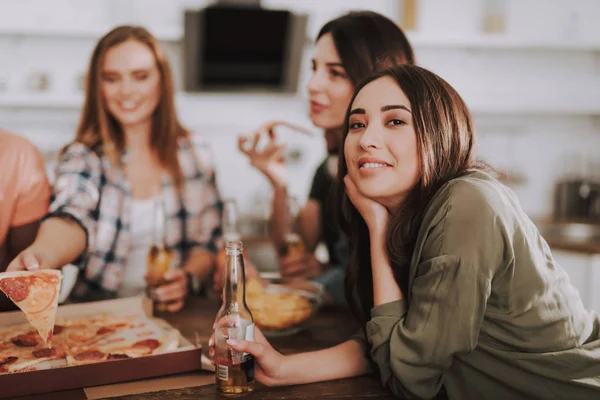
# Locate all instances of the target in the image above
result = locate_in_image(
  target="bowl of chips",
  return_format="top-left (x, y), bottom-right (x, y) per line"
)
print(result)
top-left (245, 277), bottom-right (324, 337)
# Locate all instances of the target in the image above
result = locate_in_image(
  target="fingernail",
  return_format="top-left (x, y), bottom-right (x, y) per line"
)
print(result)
top-left (208, 338), bottom-right (213, 346)
top-left (227, 339), bottom-right (239, 346)
top-left (29, 262), bottom-right (40, 270)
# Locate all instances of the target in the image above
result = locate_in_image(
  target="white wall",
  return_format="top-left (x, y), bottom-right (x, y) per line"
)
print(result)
top-left (0, 0), bottom-right (599, 219)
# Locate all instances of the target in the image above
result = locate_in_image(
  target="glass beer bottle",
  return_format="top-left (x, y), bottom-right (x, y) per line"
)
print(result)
top-left (146, 197), bottom-right (174, 312)
top-left (283, 196), bottom-right (306, 258)
top-left (214, 241), bottom-right (255, 395)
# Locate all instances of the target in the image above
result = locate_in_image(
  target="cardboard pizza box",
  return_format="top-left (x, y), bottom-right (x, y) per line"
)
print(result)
top-left (0, 296), bottom-right (211, 399)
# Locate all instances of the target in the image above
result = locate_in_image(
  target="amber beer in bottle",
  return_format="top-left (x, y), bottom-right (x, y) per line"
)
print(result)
top-left (284, 232), bottom-right (305, 258)
top-left (146, 197), bottom-right (174, 312)
top-left (214, 241), bottom-right (255, 395)
top-left (283, 196), bottom-right (306, 257)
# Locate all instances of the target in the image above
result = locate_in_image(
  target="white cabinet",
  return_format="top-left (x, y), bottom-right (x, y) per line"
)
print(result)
top-left (551, 249), bottom-right (600, 313)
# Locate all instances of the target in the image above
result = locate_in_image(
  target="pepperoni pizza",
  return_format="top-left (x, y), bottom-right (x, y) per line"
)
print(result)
top-left (0, 313), bottom-right (180, 374)
top-left (0, 270), bottom-right (61, 346)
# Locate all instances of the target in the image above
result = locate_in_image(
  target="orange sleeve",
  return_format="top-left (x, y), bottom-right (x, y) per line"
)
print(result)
top-left (11, 143), bottom-right (51, 227)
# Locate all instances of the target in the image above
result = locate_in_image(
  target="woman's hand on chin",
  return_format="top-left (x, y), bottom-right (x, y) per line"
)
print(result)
top-left (344, 175), bottom-right (389, 236)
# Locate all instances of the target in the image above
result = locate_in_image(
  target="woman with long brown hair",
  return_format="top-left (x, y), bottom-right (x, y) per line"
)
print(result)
top-left (214, 65), bottom-right (600, 399)
top-left (7, 26), bottom-right (222, 312)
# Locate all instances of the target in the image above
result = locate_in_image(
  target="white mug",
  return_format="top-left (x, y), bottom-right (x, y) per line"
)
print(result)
top-left (58, 264), bottom-right (79, 304)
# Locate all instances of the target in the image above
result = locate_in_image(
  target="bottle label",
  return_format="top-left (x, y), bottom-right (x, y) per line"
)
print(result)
top-left (245, 323), bottom-right (254, 341)
top-left (241, 323), bottom-right (254, 362)
top-left (217, 364), bottom-right (228, 381)
top-left (221, 322), bottom-right (254, 365)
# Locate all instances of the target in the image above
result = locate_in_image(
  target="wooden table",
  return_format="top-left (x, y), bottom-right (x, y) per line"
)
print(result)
top-left (18, 296), bottom-right (398, 400)
top-left (113, 296), bottom-right (397, 400)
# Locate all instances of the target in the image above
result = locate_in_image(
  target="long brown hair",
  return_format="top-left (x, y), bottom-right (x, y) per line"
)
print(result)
top-left (317, 11), bottom-right (415, 85)
top-left (337, 65), bottom-right (485, 325)
top-left (73, 25), bottom-right (187, 190)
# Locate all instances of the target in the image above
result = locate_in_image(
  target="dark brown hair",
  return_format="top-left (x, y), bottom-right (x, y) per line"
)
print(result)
top-left (317, 11), bottom-right (416, 86)
top-left (337, 65), bottom-right (485, 325)
top-left (72, 25), bottom-right (187, 191)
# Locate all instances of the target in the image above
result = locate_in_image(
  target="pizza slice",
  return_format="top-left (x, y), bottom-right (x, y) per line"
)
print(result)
top-left (0, 270), bottom-right (61, 346)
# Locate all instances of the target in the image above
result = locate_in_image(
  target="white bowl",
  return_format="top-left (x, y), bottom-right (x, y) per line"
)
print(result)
top-left (58, 264), bottom-right (78, 304)
top-left (248, 279), bottom-right (325, 337)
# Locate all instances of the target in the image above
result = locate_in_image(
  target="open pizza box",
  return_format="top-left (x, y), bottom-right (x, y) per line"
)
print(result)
top-left (0, 296), bottom-right (215, 399)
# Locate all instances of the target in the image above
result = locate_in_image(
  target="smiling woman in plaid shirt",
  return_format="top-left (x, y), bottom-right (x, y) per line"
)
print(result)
top-left (7, 26), bottom-right (222, 312)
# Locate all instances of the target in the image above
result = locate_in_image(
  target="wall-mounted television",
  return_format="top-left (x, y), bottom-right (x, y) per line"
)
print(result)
top-left (183, 5), bottom-right (308, 93)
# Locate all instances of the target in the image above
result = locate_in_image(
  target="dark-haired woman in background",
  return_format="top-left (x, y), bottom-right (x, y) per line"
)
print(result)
top-left (216, 64), bottom-right (600, 399)
top-left (222, 11), bottom-right (415, 305)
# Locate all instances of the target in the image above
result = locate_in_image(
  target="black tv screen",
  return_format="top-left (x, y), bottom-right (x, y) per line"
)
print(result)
top-left (200, 7), bottom-right (290, 87)
top-left (184, 6), bottom-right (307, 92)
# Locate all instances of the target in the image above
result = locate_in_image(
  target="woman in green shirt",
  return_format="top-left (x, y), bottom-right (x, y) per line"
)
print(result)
top-left (219, 65), bottom-right (600, 399)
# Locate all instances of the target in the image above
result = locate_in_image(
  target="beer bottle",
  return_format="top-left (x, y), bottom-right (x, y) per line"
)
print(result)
top-left (283, 196), bottom-right (305, 258)
top-left (146, 196), bottom-right (174, 312)
top-left (214, 240), bottom-right (255, 395)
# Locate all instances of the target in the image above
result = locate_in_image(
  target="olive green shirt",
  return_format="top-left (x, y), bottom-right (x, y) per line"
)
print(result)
top-left (354, 171), bottom-right (600, 399)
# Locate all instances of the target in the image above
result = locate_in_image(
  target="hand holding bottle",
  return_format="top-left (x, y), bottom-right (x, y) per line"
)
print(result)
top-left (278, 196), bottom-right (320, 279)
top-left (151, 269), bottom-right (188, 312)
top-left (209, 324), bottom-right (289, 387)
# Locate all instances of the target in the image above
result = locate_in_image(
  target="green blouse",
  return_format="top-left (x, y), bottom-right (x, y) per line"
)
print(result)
top-left (353, 171), bottom-right (600, 399)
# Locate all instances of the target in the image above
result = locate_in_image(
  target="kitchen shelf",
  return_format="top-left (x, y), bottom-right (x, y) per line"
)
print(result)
top-left (1, 93), bottom-right (600, 117)
top-left (0, 26), bottom-right (183, 41)
top-left (468, 102), bottom-right (600, 116)
top-left (0, 94), bottom-right (84, 109)
top-left (406, 32), bottom-right (600, 52)
top-left (0, 92), bottom-right (297, 110)
top-left (2, 26), bottom-right (599, 52)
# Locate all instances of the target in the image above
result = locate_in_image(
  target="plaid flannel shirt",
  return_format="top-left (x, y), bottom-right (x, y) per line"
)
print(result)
top-left (48, 134), bottom-right (223, 294)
